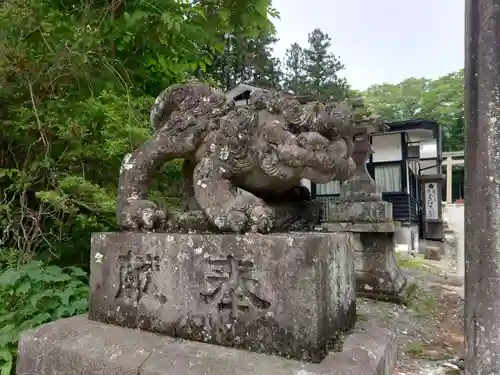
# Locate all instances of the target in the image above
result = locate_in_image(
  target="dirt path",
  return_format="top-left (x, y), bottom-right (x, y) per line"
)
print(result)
top-left (356, 257), bottom-right (464, 375)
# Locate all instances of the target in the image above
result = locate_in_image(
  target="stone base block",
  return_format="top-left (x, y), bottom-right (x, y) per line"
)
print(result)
top-left (322, 201), bottom-right (393, 223)
top-left (353, 232), bottom-right (407, 298)
top-left (320, 223), bottom-right (409, 302)
top-left (89, 232), bottom-right (355, 362)
top-left (17, 316), bottom-right (397, 375)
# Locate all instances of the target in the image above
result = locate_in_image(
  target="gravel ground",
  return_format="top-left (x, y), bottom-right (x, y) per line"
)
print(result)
top-left (355, 257), bottom-right (464, 375)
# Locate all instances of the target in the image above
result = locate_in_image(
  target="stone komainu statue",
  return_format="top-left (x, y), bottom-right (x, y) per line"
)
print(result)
top-left (117, 82), bottom-right (357, 233)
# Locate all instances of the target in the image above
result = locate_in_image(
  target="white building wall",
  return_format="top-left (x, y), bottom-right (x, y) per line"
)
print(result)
top-left (371, 133), bottom-right (402, 162)
top-left (420, 140), bottom-right (438, 159)
top-left (420, 159), bottom-right (440, 175)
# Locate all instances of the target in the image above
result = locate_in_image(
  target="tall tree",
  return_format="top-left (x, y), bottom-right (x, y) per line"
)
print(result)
top-left (204, 4), bottom-right (281, 90)
top-left (362, 70), bottom-right (465, 151)
top-left (247, 33), bottom-right (283, 90)
top-left (303, 28), bottom-right (348, 101)
top-left (283, 43), bottom-right (308, 94)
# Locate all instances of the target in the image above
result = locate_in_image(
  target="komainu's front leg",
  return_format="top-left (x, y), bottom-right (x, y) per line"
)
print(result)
top-left (117, 125), bottom-right (198, 231)
top-left (193, 157), bottom-right (275, 233)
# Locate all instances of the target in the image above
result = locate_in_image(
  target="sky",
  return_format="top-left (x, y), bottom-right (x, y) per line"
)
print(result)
top-left (271, 0), bottom-right (465, 90)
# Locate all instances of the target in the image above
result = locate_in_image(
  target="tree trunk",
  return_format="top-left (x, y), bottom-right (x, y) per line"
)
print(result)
top-left (465, 0), bottom-right (500, 373)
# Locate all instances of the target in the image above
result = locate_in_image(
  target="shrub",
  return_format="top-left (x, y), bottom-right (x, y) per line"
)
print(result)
top-left (0, 261), bottom-right (89, 374)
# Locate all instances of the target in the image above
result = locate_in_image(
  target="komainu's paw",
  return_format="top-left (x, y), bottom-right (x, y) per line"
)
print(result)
top-left (248, 205), bottom-right (275, 233)
top-left (211, 203), bottom-right (275, 234)
top-left (118, 199), bottom-right (166, 231)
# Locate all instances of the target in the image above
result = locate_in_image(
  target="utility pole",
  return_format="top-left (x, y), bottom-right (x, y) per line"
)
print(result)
top-left (465, 0), bottom-right (500, 373)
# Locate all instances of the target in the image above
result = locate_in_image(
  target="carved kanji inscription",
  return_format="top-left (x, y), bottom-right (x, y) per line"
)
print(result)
top-left (115, 251), bottom-right (163, 304)
top-left (200, 255), bottom-right (270, 315)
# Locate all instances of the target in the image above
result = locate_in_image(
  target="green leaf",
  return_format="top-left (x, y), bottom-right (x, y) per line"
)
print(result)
top-left (70, 298), bottom-right (89, 314)
top-left (0, 326), bottom-right (18, 347)
top-left (0, 349), bottom-right (12, 363)
top-left (0, 349), bottom-right (12, 375)
top-left (20, 261), bottom-right (43, 273)
top-left (56, 286), bottom-right (76, 306)
top-left (44, 265), bottom-right (73, 281)
top-left (0, 313), bottom-right (15, 326)
top-left (15, 282), bottom-right (31, 296)
top-left (26, 268), bottom-right (44, 282)
top-left (0, 269), bottom-right (23, 287)
top-left (66, 266), bottom-right (87, 278)
top-left (52, 305), bottom-right (69, 319)
top-left (19, 313), bottom-right (51, 331)
top-left (0, 362), bottom-right (12, 375)
top-left (29, 290), bottom-right (55, 308)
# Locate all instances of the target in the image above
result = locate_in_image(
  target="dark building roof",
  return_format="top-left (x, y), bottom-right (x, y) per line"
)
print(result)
top-left (386, 119), bottom-right (441, 139)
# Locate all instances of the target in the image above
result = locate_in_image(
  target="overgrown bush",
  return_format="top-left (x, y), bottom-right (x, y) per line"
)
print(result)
top-left (0, 261), bottom-right (89, 374)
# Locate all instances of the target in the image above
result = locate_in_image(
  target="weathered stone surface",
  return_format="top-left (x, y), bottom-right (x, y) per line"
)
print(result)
top-left (339, 132), bottom-right (384, 202)
top-left (340, 179), bottom-right (384, 201)
top-left (89, 232), bottom-right (355, 362)
top-left (17, 315), bottom-right (397, 375)
top-left (117, 82), bottom-right (380, 234)
top-left (270, 200), bottom-right (322, 231)
top-left (352, 233), bottom-right (406, 296)
top-left (16, 315), bottom-right (165, 375)
top-left (167, 199), bottom-right (322, 233)
top-left (322, 201), bottom-right (393, 223)
top-left (424, 245), bottom-right (443, 261)
top-left (322, 221), bottom-right (400, 233)
top-left (320, 223), bottom-right (408, 298)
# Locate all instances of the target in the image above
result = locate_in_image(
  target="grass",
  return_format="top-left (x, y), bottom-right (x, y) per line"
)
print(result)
top-left (405, 341), bottom-right (424, 356)
top-left (405, 341), bottom-right (455, 361)
top-left (395, 252), bottom-right (440, 271)
top-left (406, 287), bottom-right (439, 319)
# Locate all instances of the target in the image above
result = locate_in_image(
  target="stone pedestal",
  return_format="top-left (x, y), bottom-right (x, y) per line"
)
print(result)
top-left (322, 222), bottom-right (411, 302)
top-left (89, 232), bottom-right (355, 362)
top-left (16, 231), bottom-right (398, 375)
top-left (319, 131), bottom-right (413, 302)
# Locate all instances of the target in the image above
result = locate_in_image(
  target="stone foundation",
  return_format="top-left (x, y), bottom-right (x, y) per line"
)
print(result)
top-left (89, 232), bottom-right (355, 362)
top-left (322, 222), bottom-right (411, 301)
top-left (354, 233), bottom-right (406, 295)
top-left (17, 315), bottom-right (397, 375)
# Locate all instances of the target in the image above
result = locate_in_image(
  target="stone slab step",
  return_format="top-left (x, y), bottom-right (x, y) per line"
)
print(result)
top-left (17, 315), bottom-right (397, 375)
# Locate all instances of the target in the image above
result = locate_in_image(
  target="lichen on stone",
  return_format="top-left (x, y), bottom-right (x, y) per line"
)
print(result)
top-left (116, 82), bottom-right (366, 234)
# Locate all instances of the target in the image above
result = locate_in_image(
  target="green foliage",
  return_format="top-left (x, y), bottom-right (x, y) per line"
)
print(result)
top-left (362, 70), bottom-right (465, 151)
top-left (0, 261), bottom-right (89, 374)
top-left (282, 29), bottom-right (349, 100)
top-left (407, 287), bottom-right (439, 319)
top-left (0, 0), bottom-right (276, 268)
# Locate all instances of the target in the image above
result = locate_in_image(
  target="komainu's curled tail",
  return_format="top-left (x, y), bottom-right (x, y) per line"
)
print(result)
top-left (149, 82), bottom-right (234, 131)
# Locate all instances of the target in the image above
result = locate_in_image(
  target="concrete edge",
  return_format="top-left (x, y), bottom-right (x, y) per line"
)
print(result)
top-left (320, 319), bottom-right (398, 374)
top-left (17, 315), bottom-right (397, 375)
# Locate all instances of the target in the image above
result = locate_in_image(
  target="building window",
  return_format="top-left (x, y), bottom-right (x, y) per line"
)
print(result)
top-left (375, 164), bottom-right (401, 192)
